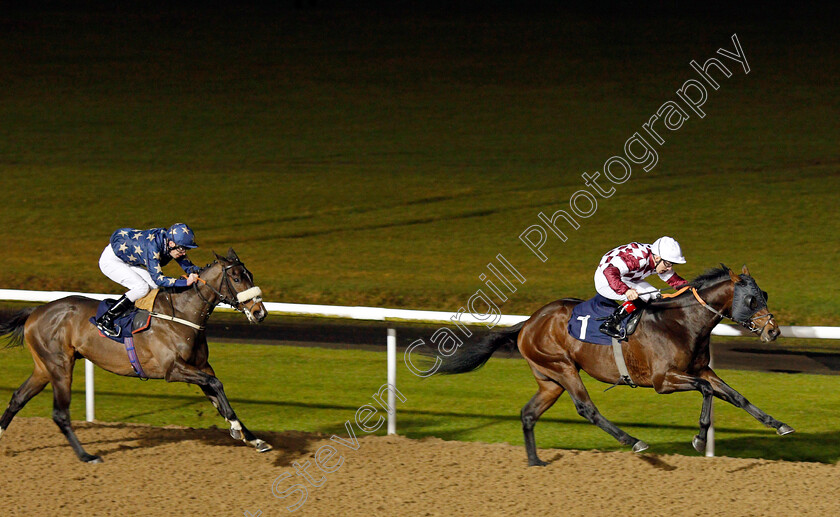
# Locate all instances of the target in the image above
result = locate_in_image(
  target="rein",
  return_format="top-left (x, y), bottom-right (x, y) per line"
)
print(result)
top-left (152, 260), bottom-right (263, 330)
top-left (660, 285), bottom-right (773, 334)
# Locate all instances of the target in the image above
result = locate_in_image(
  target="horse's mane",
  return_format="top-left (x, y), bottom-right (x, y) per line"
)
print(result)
top-left (647, 267), bottom-right (731, 311)
top-left (687, 267), bottom-right (732, 289)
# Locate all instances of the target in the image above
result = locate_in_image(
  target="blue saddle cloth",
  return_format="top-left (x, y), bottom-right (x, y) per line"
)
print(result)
top-left (568, 294), bottom-right (626, 345)
top-left (89, 299), bottom-right (152, 344)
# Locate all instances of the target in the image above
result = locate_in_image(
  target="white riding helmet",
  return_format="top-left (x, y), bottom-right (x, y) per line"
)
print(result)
top-left (652, 236), bottom-right (686, 264)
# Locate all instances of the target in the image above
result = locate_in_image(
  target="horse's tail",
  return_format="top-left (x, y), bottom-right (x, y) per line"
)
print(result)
top-left (434, 321), bottom-right (526, 375)
top-left (0, 307), bottom-right (36, 349)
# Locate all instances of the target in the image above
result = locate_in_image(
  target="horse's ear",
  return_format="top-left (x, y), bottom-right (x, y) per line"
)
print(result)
top-left (741, 264), bottom-right (750, 276)
top-left (227, 248), bottom-right (239, 261)
top-left (719, 263), bottom-right (730, 272)
top-left (213, 250), bottom-right (226, 263)
top-left (728, 268), bottom-right (741, 283)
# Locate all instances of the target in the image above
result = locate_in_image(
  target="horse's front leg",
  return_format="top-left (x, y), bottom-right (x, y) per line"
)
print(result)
top-left (652, 370), bottom-right (714, 453)
top-left (699, 368), bottom-right (794, 436)
top-left (198, 363), bottom-right (272, 452)
top-left (165, 358), bottom-right (271, 452)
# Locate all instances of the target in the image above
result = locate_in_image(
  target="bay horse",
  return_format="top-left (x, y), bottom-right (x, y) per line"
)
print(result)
top-left (0, 248), bottom-right (269, 463)
top-left (434, 265), bottom-right (794, 466)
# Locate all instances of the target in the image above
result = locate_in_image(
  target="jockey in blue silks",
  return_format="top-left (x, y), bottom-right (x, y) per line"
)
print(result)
top-left (95, 223), bottom-right (201, 337)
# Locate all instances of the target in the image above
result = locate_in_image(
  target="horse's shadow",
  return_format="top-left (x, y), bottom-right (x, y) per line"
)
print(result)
top-left (650, 429), bottom-right (840, 463)
top-left (4, 421), bottom-right (328, 468)
top-left (366, 413), bottom-right (840, 465)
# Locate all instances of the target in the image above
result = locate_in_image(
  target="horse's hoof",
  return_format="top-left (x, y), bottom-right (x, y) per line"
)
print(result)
top-left (692, 435), bottom-right (706, 453)
top-left (253, 440), bottom-right (272, 453)
top-left (528, 458), bottom-right (549, 467)
top-left (83, 454), bottom-right (103, 464)
top-left (777, 424), bottom-right (795, 436)
top-left (230, 428), bottom-right (244, 440)
top-left (632, 440), bottom-right (649, 453)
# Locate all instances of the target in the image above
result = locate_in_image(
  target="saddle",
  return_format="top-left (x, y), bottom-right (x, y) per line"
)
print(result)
top-left (87, 289), bottom-right (159, 343)
top-left (88, 292), bottom-right (160, 380)
top-left (568, 294), bottom-right (644, 345)
top-left (89, 300), bottom-right (152, 343)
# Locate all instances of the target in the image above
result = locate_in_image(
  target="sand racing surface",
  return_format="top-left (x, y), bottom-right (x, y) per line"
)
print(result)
top-left (0, 417), bottom-right (837, 516)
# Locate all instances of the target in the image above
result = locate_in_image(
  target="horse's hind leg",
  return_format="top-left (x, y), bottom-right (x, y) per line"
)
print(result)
top-left (521, 370), bottom-right (565, 466)
top-left (49, 359), bottom-right (102, 463)
top-left (699, 368), bottom-right (794, 436)
top-left (9, 333), bottom-right (100, 462)
top-left (0, 369), bottom-right (50, 439)
top-left (553, 364), bottom-right (648, 452)
top-left (167, 359), bottom-right (271, 452)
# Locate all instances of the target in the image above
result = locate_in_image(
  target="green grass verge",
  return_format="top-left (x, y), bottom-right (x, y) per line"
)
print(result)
top-left (1, 342), bottom-right (836, 463)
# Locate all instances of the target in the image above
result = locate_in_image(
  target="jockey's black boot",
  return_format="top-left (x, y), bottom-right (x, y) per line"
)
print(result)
top-left (599, 302), bottom-right (635, 339)
top-left (96, 295), bottom-right (134, 338)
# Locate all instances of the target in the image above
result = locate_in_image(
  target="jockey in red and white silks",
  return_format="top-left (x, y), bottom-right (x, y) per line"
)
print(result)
top-left (595, 236), bottom-right (688, 338)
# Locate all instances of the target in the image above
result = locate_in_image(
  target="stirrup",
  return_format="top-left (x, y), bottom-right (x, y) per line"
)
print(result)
top-left (599, 321), bottom-right (625, 340)
top-left (96, 318), bottom-right (121, 338)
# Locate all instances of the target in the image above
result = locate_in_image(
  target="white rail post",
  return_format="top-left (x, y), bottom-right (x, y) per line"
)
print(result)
top-left (85, 359), bottom-right (95, 422)
top-left (706, 346), bottom-right (714, 457)
top-left (387, 328), bottom-right (397, 435)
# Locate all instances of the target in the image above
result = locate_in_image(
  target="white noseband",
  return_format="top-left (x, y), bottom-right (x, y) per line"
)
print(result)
top-left (237, 286), bottom-right (263, 304)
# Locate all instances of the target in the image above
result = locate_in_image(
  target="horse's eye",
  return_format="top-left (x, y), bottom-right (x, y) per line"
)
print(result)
top-left (233, 277), bottom-right (240, 283)
top-left (747, 295), bottom-right (757, 310)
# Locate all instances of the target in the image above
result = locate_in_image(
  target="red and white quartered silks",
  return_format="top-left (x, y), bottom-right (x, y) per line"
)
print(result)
top-left (594, 242), bottom-right (686, 302)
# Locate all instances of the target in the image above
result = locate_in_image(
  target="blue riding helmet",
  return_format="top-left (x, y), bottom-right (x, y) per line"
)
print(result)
top-left (167, 223), bottom-right (199, 249)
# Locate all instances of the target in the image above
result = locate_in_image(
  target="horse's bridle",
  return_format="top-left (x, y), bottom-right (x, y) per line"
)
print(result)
top-left (688, 286), bottom-right (774, 334)
top-left (194, 261), bottom-right (263, 318)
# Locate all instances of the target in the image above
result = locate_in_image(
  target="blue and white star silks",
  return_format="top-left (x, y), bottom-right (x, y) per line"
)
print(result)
top-left (110, 227), bottom-right (200, 288)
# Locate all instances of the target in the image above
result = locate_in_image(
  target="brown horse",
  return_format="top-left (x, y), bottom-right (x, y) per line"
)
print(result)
top-left (0, 248), bottom-right (269, 463)
top-left (433, 265), bottom-right (794, 466)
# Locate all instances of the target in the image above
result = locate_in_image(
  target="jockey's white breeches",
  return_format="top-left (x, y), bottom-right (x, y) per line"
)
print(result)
top-left (99, 245), bottom-right (155, 302)
top-left (594, 269), bottom-right (658, 302)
